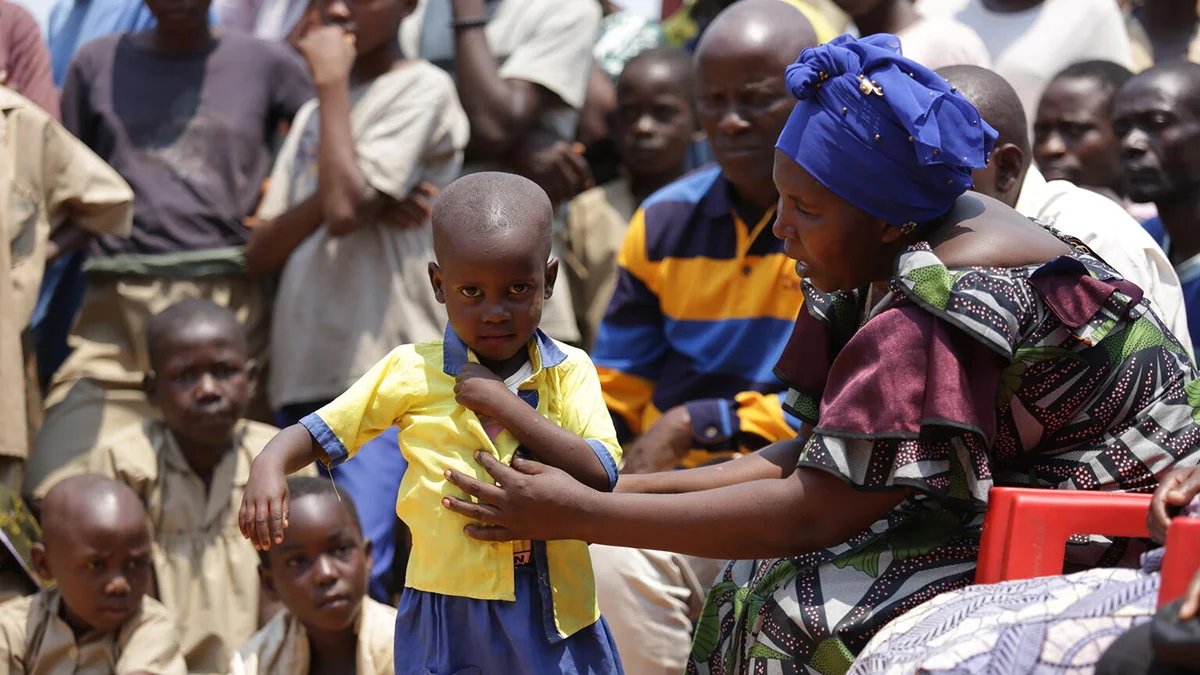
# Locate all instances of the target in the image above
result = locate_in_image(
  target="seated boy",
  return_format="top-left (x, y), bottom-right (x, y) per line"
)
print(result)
top-left (230, 476), bottom-right (394, 674)
top-left (0, 474), bottom-right (186, 674)
top-left (34, 299), bottom-right (302, 673)
top-left (241, 172), bottom-right (624, 674)
top-left (564, 46), bottom-right (698, 349)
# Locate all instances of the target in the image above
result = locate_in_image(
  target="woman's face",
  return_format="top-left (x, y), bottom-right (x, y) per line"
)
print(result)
top-left (771, 150), bottom-right (894, 292)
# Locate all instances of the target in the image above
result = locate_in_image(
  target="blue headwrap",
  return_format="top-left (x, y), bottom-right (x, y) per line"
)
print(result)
top-left (776, 34), bottom-right (999, 228)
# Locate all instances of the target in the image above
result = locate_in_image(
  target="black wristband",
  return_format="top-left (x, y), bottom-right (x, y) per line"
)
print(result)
top-left (452, 17), bottom-right (488, 30)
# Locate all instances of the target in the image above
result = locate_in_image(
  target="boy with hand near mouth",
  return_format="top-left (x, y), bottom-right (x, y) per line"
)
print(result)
top-left (241, 172), bottom-right (625, 674)
top-left (0, 474), bottom-right (186, 674)
top-left (231, 476), bottom-right (393, 675)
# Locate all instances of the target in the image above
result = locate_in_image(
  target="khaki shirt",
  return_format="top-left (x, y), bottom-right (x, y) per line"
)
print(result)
top-left (229, 597), bottom-right (396, 675)
top-left (86, 419), bottom-right (282, 675)
top-left (0, 85), bottom-right (132, 460)
top-left (0, 589), bottom-right (186, 674)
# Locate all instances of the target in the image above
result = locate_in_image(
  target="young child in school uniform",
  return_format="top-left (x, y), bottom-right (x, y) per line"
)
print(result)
top-left (0, 474), bottom-right (186, 674)
top-left (35, 299), bottom-right (307, 673)
top-left (230, 476), bottom-right (394, 675)
top-left (241, 172), bottom-right (625, 674)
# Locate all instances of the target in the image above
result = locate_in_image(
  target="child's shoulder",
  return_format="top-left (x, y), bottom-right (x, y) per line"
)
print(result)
top-left (239, 419), bottom-right (283, 456)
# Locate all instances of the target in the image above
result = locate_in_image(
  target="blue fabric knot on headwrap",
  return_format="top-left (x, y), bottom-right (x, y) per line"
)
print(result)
top-left (776, 33), bottom-right (998, 227)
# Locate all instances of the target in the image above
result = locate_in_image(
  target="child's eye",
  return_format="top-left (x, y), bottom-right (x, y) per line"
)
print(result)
top-left (459, 287), bottom-right (482, 298)
top-left (286, 556), bottom-right (306, 568)
top-left (510, 283), bottom-right (532, 295)
top-left (335, 543), bottom-right (356, 558)
top-left (86, 560), bottom-right (103, 572)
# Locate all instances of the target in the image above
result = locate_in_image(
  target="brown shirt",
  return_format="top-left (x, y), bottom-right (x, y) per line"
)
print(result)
top-left (0, 589), bottom-right (187, 674)
top-left (0, 86), bottom-right (132, 461)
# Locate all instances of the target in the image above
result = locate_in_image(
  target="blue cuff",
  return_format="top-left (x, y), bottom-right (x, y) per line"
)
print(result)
top-left (585, 439), bottom-right (619, 492)
top-left (299, 413), bottom-right (351, 468)
top-left (685, 399), bottom-right (740, 452)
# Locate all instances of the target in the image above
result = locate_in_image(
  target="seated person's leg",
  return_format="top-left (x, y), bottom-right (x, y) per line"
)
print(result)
top-left (590, 544), bottom-right (724, 675)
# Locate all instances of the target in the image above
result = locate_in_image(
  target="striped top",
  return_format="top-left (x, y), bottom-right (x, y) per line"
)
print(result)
top-left (592, 166), bottom-right (805, 467)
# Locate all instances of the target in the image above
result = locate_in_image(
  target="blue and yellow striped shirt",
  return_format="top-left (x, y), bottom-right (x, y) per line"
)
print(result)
top-left (593, 166), bottom-right (805, 467)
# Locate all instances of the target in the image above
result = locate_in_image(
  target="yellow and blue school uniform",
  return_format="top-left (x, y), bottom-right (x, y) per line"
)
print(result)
top-left (300, 328), bottom-right (624, 674)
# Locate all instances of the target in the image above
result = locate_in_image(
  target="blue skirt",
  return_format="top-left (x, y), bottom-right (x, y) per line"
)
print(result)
top-left (394, 565), bottom-right (624, 674)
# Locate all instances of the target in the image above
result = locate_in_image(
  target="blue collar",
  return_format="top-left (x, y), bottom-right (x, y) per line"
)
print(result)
top-left (441, 325), bottom-right (568, 376)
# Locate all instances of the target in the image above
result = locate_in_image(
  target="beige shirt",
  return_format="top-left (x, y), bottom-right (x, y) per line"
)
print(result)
top-left (0, 589), bottom-right (186, 675)
top-left (1015, 166), bottom-right (1193, 358)
top-left (0, 85), bottom-right (132, 460)
top-left (228, 597), bottom-right (396, 675)
top-left (400, 0), bottom-right (600, 145)
top-left (564, 177), bottom-right (637, 350)
top-left (258, 61), bottom-right (468, 408)
top-left (85, 419), bottom-right (282, 675)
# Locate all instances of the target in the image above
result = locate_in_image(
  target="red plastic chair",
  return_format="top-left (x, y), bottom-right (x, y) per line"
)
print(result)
top-left (975, 487), bottom-right (1200, 607)
top-left (1160, 516), bottom-right (1200, 606)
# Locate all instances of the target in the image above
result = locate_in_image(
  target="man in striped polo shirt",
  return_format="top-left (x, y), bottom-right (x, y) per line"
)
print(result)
top-left (587, 1), bottom-right (819, 673)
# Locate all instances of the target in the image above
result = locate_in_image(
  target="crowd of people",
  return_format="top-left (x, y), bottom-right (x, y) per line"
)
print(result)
top-left (3, 0), bottom-right (1200, 673)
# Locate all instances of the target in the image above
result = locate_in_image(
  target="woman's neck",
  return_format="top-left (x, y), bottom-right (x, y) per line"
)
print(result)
top-left (854, 0), bottom-right (919, 36)
top-left (1156, 192), bottom-right (1200, 265)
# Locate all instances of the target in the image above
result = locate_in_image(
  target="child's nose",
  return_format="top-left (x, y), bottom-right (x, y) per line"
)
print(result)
top-left (105, 573), bottom-right (131, 596)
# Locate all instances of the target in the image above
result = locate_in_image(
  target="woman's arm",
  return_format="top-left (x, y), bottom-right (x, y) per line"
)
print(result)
top-left (443, 453), bottom-right (909, 560)
top-left (616, 431), bottom-right (811, 494)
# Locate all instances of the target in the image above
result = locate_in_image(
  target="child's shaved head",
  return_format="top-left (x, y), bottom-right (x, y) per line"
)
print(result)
top-left (431, 172), bottom-right (553, 265)
top-left (146, 298), bottom-right (245, 370)
top-left (35, 475), bottom-right (153, 633)
top-left (426, 172), bottom-right (559, 377)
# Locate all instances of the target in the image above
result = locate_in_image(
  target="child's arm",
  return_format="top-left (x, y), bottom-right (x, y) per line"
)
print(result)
top-left (239, 425), bottom-right (324, 550)
top-left (455, 364), bottom-right (612, 491)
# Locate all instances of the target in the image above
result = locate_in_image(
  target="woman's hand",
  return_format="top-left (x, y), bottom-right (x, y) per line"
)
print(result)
top-left (442, 452), bottom-right (593, 542)
top-left (1149, 466), bottom-right (1200, 544)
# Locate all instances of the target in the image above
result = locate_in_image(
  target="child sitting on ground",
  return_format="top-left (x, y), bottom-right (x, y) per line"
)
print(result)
top-left (36, 298), bottom-right (305, 673)
top-left (241, 172), bottom-right (625, 674)
top-left (0, 474), bottom-right (186, 673)
top-left (565, 46), bottom-right (699, 349)
top-left (231, 476), bottom-right (394, 674)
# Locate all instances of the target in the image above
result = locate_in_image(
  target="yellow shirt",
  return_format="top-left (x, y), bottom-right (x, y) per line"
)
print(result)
top-left (302, 329), bottom-right (622, 639)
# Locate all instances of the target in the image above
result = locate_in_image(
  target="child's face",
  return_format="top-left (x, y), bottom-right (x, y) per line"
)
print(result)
top-left (262, 494), bottom-right (371, 633)
top-left (146, 320), bottom-right (254, 455)
top-left (316, 0), bottom-right (414, 56)
top-left (613, 59), bottom-right (698, 178)
top-left (32, 510), bottom-right (153, 634)
top-left (429, 235), bottom-right (556, 371)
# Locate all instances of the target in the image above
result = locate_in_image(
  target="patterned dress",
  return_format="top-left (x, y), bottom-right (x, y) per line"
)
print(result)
top-left (688, 237), bottom-right (1200, 675)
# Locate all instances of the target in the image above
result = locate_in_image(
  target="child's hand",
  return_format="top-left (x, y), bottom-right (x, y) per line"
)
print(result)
top-left (455, 363), bottom-right (513, 419)
top-left (297, 24), bottom-right (357, 87)
top-left (239, 459), bottom-right (291, 551)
